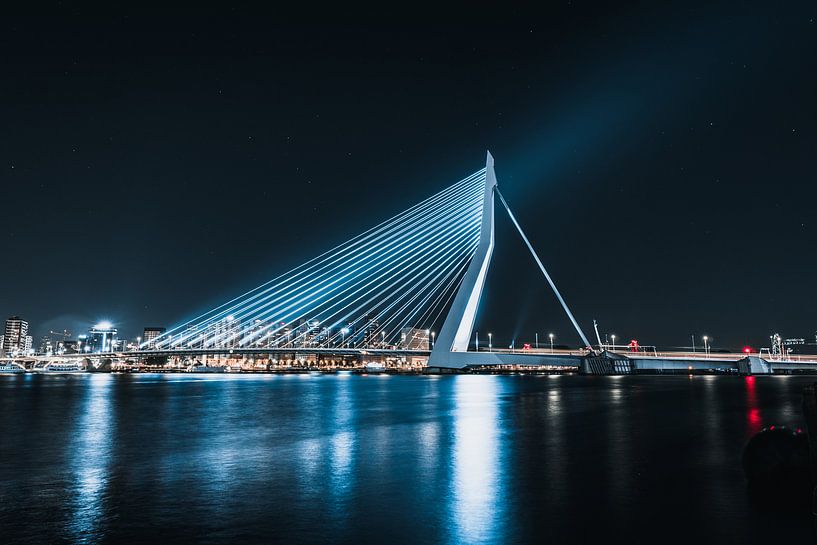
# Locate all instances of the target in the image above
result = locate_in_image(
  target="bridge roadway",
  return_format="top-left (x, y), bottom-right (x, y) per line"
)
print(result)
top-left (13, 347), bottom-right (817, 374)
top-left (585, 349), bottom-right (817, 375)
top-left (53, 347), bottom-right (432, 360)
top-left (33, 347), bottom-right (585, 369)
top-left (46, 347), bottom-right (586, 360)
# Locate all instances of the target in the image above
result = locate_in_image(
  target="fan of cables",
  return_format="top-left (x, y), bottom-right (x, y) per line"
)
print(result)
top-left (148, 168), bottom-right (487, 350)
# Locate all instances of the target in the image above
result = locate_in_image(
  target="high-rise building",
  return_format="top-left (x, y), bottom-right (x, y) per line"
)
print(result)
top-left (62, 340), bottom-right (79, 354)
top-left (362, 316), bottom-right (380, 348)
top-left (305, 319), bottom-right (321, 347)
top-left (182, 324), bottom-right (202, 349)
top-left (86, 322), bottom-right (117, 353)
top-left (399, 327), bottom-right (430, 350)
top-left (246, 319), bottom-right (273, 348)
top-left (142, 327), bottom-right (165, 349)
top-left (38, 335), bottom-right (53, 354)
top-left (206, 315), bottom-right (241, 348)
top-left (3, 316), bottom-right (29, 355)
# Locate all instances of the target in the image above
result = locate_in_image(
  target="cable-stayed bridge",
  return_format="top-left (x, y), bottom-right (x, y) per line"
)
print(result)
top-left (125, 151), bottom-right (590, 370)
top-left (25, 152), bottom-right (817, 375)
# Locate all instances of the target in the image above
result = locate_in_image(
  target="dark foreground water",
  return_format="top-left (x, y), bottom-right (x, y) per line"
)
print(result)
top-left (0, 373), bottom-right (813, 544)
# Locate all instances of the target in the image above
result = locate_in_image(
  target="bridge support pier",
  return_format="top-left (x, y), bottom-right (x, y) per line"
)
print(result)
top-left (580, 351), bottom-right (635, 375)
top-left (579, 353), bottom-right (777, 375)
top-left (737, 356), bottom-right (772, 375)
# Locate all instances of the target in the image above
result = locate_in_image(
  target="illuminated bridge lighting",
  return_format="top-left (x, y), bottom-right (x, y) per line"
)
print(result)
top-left (147, 168), bottom-right (487, 351)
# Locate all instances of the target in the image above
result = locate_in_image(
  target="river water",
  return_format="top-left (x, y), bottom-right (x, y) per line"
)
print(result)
top-left (0, 373), bottom-right (813, 544)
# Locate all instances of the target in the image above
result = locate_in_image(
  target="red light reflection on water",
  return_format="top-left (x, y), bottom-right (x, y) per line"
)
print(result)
top-left (745, 376), bottom-right (762, 435)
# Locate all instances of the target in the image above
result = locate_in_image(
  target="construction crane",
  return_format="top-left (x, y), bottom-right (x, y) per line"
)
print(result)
top-left (49, 329), bottom-right (72, 341)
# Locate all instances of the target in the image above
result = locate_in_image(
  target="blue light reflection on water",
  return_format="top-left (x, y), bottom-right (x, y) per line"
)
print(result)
top-left (0, 373), bottom-right (813, 544)
top-left (68, 374), bottom-right (113, 544)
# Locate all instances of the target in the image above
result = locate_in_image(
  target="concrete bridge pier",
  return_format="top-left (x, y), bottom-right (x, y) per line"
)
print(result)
top-left (579, 352), bottom-right (777, 375)
top-left (738, 356), bottom-right (772, 375)
top-left (579, 351), bottom-right (635, 375)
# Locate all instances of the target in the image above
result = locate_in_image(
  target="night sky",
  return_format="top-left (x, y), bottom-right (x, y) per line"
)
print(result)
top-left (2, 4), bottom-right (815, 350)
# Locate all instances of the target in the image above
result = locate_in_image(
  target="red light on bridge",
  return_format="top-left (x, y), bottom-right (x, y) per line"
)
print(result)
top-left (523, 343), bottom-right (531, 350)
top-left (628, 339), bottom-right (639, 352)
top-left (743, 346), bottom-right (752, 354)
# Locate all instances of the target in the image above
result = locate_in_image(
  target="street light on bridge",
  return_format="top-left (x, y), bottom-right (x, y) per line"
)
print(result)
top-left (488, 332), bottom-right (492, 352)
top-left (549, 333), bottom-right (555, 353)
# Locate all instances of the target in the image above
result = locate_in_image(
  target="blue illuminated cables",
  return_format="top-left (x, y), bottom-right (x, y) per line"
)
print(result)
top-left (233, 200), bottom-right (482, 347)
top-left (155, 170), bottom-right (485, 348)
top-left (151, 167), bottom-right (487, 350)
top-left (219, 182), bottom-right (484, 342)
top-left (319, 241), bottom-right (475, 348)
top-left (362, 239), bottom-right (477, 344)
top-left (204, 187), bottom-right (482, 347)
top-left (284, 219), bottom-right (480, 347)
top-left (154, 171), bottom-right (484, 347)
top-left (217, 182), bottom-right (483, 345)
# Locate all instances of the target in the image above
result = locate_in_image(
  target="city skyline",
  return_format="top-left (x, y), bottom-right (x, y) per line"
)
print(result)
top-left (2, 5), bottom-right (815, 349)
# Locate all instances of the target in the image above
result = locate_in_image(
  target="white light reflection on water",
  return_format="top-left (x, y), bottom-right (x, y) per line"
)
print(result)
top-left (417, 377), bottom-right (441, 473)
top-left (542, 382), bottom-right (567, 512)
top-left (329, 375), bottom-right (355, 507)
top-left (296, 378), bottom-right (325, 501)
top-left (449, 376), bottom-right (504, 545)
top-left (770, 376), bottom-right (799, 423)
top-left (199, 378), bottom-right (244, 501)
top-left (605, 377), bottom-right (631, 513)
top-left (67, 374), bottom-right (113, 544)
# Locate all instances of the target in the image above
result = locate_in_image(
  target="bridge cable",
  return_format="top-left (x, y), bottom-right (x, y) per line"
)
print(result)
top-left (495, 188), bottom-right (592, 349)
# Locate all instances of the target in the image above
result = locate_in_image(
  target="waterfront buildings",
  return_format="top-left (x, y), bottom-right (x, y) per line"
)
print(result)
top-left (184, 323), bottom-right (201, 348)
top-left (362, 316), bottom-right (380, 348)
top-left (86, 322), bottom-right (117, 353)
top-left (399, 328), bottom-right (430, 350)
top-left (3, 316), bottom-right (32, 355)
top-left (38, 335), bottom-right (52, 354)
top-left (206, 316), bottom-right (240, 348)
top-left (142, 327), bottom-right (165, 349)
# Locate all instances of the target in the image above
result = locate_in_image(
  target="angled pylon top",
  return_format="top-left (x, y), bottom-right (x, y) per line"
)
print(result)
top-left (428, 152), bottom-right (497, 366)
top-left (428, 151), bottom-right (591, 369)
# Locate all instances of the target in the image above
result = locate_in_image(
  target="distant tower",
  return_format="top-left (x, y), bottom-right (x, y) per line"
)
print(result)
top-left (770, 333), bottom-right (783, 359)
top-left (38, 335), bottom-right (52, 354)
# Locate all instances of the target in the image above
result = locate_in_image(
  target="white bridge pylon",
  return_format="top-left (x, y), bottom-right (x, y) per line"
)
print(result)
top-left (144, 151), bottom-right (588, 363)
top-left (428, 151), bottom-right (591, 369)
